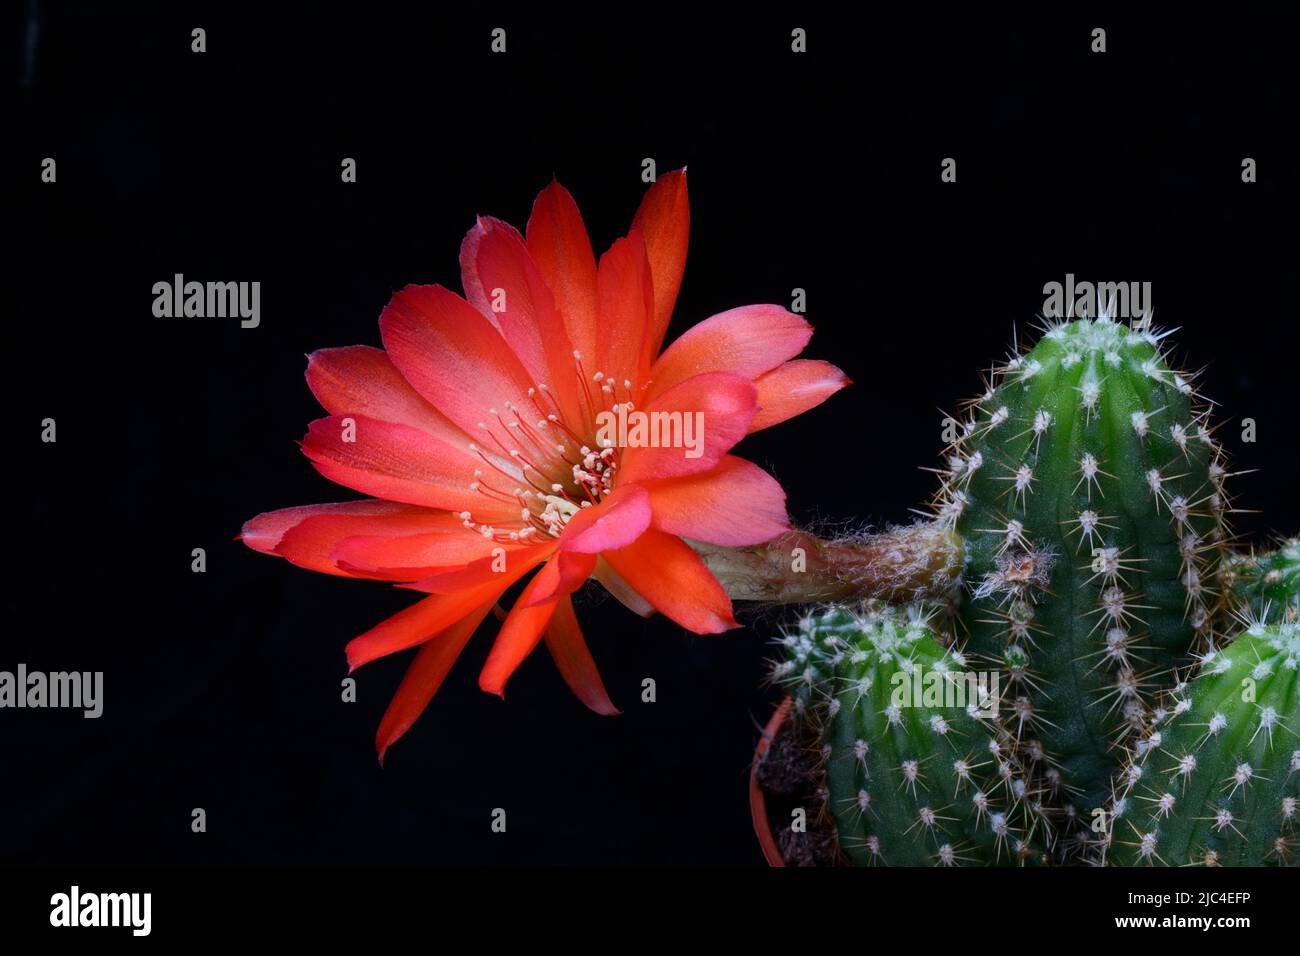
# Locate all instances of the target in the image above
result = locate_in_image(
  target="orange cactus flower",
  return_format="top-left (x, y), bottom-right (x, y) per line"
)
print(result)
top-left (241, 171), bottom-right (847, 761)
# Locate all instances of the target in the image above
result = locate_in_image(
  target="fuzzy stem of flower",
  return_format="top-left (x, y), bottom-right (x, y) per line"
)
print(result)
top-left (693, 522), bottom-right (965, 606)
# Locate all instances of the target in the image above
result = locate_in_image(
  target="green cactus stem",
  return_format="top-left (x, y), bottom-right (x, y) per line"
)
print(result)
top-left (1108, 620), bottom-right (1300, 866)
top-left (930, 317), bottom-right (1233, 829)
top-left (1225, 538), bottom-right (1300, 625)
top-left (773, 605), bottom-right (1046, 866)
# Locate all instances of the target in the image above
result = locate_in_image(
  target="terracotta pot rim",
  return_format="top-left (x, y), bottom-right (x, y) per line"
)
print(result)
top-left (749, 695), bottom-right (794, 867)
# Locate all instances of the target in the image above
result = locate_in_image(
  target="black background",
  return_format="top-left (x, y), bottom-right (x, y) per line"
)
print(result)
top-left (7, 7), bottom-right (1297, 866)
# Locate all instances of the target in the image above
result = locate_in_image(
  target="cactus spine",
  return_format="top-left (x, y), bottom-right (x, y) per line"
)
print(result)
top-left (1109, 620), bottom-right (1300, 866)
top-left (775, 605), bottom-right (1045, 866)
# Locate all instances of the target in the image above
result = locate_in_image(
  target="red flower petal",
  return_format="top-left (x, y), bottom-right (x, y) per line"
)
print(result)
top-left (375, 601), bottom-right (496, 765)
top-left (406, 543), bottom-right (554, 595)
top-left (526, 180), bottom-right (599, 362)
top-left (595, 230), bottom-right (655, 390)
top-left (601, 528), bottom-right (737, 634)
top-left (330, 527), bottom-right (504, 580)
top-left (459, 217), bottom-right (584, 427)
top-left (276, 510), bottom-right (473, 579)
top-left (617, 371), bottom-right (758, 483)
top-left (557, 485), bottom-right (652, 554)
top-left (302, 414), bottom-right (522, 516)
top-left (378, 284), bottom-right (540, 438)
top-left (518, 548), bottom-right (597, 608)
top-left (544, 595), bottom-right (620, 716)
top-left (643, 455), bottom-right (790, 547)
top-left (306, 346), bottom-right (470, 448)
top-left (644, 305), bottom-right (811, 405)
top-left (749, 359), bottom-right (850, 432)
top-left (239, 499), bottom-right (425, 568)
top-left (478, 558), bottom-right (568, 697)
top-left (592, 558), bottom-right (655, 618)
top-left (631, 169), bottom-right (689, 359)
top-left (347, 546), bottom-right (550, 670)
top-left (346, 584), bottom-right (507, 672)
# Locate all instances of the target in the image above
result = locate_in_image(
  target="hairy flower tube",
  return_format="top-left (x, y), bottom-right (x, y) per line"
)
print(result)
top-left (241, 171), bottom-right (848, 760)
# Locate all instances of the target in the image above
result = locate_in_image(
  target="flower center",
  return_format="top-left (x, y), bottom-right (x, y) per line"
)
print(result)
top-left (458, 350), bottom-right (635, 543)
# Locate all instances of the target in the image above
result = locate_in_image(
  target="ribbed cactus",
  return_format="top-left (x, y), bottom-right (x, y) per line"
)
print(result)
top-left (738, 314), bottom-right (1300, 866)
top-left (774, 605), bottom-right (1046, 866)
top-left (930, 316), bottom-right (1231, 834)
top-left (1108, 620), bottom-right (1300, 866)
top-left (1225, 539), bottom-right (1300, 625)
